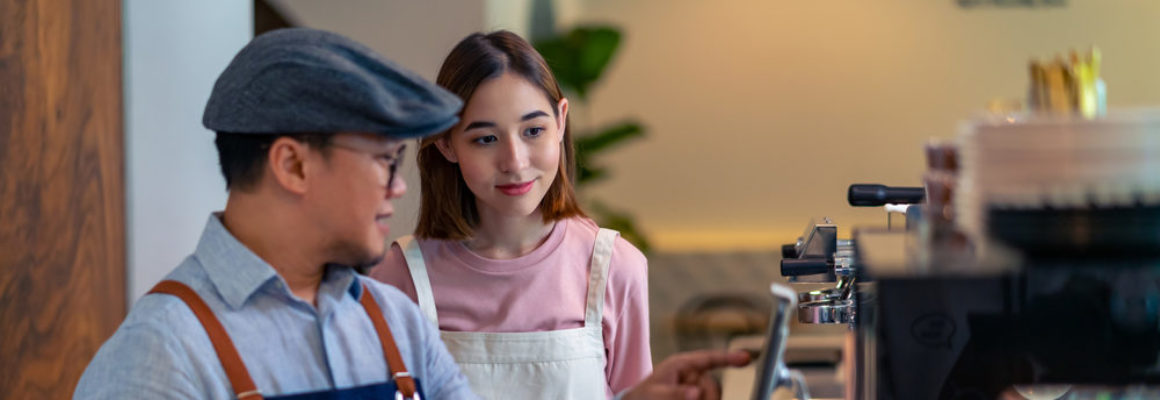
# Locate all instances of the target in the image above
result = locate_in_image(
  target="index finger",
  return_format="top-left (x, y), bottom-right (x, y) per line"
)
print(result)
top-left (658, 350), bottom-right (752, 377)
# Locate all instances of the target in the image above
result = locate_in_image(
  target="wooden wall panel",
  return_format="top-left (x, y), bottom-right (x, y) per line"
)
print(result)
top-left (0, 0), bottom-right (126, 398)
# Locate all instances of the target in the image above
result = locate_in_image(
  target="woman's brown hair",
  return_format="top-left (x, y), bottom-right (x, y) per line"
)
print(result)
top-left (415, 30), bottom-right (585, 240)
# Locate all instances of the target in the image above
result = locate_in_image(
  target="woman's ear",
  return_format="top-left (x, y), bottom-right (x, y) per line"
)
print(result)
top-left (556, 98), bottom-right (569, 143)
top-left (435, 134), bottom-right (458, 163)
top-left (267, 137), bottom-right (310, 195)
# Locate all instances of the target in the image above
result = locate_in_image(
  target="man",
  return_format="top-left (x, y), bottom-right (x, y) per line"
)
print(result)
top-left (75, 28), bottom-right (748, 400)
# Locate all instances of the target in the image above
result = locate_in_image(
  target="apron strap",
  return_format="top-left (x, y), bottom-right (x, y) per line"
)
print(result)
top-left (585, 228), bottom-right (619, 327)
top-left (148, 281), bottom-right (264, 400)
top-left (397, 235), bottom-right (439, 325)
top-left (357, 283), bottom-right (417, 398)
top-left (151, 280), bottom-right (418, 399)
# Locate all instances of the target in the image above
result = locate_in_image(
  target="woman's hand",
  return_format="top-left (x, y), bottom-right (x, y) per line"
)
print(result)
top-left (622, 350), bottom-right (752, 400)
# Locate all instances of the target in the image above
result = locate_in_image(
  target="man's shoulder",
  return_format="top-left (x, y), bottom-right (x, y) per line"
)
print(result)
top-left (74, 261), bottom-right (215, 399)
top-left (97, 297), bottom-right (201, 371)
top-left (106, 256), bottom-right (228, 358)
top-left (126, 258), bottom-right (205, 321)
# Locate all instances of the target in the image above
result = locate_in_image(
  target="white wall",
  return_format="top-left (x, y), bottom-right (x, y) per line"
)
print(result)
top-left (123, 0), bottom-right (251, 302)
top-left (571, 0), bottom-right (1160, 250)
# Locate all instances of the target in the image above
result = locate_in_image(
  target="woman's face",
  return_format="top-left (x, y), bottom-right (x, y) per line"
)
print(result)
top-left (437, 72), bottom-right (567, 220)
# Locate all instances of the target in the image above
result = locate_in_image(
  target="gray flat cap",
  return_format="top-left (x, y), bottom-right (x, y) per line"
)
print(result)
top-left (203, 28), bottom-right (462, 138)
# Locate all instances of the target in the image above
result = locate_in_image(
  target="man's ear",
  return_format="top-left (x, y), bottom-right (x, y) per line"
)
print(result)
top-left (267, 137), bottom-right (310, 194)
top-left (434, 134), bottom-right (458, 163)
top-left (556, 97), bottom-right (569, 143)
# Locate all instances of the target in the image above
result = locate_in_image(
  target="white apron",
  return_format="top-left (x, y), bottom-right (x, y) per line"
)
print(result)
top-left (396, 228), bottom-right (617, 399)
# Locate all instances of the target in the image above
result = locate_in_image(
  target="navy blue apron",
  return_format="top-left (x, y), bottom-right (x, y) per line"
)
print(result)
top-left (149, 280), bottom-right (424, 400)
top-left (268, 380), bottom-right (423, 400)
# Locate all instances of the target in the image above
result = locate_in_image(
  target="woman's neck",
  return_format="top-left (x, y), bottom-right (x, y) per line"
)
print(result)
top-left (466, 208), bottom-right (556, 260)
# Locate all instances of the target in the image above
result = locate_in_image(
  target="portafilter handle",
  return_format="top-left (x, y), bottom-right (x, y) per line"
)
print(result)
top-left (780, 258), bottom-right (831, 277)
top-left (848, 184), bottom-right (925, 207)
top-left (781, 243), bottom-right (799, 259)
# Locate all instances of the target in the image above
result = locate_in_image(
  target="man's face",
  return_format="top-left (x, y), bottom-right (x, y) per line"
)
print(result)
top-left (305, 133), bottom-right (406, 268)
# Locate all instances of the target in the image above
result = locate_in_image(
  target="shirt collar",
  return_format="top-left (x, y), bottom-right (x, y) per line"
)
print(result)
top-left (193, 213), bottom-right (282, 310)
top-left (319, 263), bottom-right (363, 308)
top-left (346, 272), bottom-right (364, 299)
top-left (194, 213), bottom-right (364, 310)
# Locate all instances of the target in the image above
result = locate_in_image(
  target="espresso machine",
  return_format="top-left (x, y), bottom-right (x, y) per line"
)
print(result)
top-left (778, 184), bottom-right (925, 327)
top-left (773, 111), bottom-right (1160, 400)
top-left (851, 211), bottom-right (1160, 400)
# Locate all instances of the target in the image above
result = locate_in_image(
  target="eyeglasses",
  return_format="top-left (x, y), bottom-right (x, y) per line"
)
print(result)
top-left (330, 142), bottom-right (407, 189)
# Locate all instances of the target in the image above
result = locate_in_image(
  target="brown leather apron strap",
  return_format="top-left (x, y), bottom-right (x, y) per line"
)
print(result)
top-left (357, 283), bottom-right (417, 397)
top-left (149, 280), bottom-right (264, 400)
top-left (150, 280), bottom-right (414, 399)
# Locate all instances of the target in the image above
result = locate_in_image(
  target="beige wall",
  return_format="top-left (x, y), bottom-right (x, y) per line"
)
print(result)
top-left (269, 1), bottom-right (1160, 251)
top-left (570, 0), bottom-right (1160, 250)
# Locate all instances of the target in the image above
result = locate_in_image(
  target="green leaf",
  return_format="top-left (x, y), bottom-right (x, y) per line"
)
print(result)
top-left (574, 121), bottom-right (643, 187)
top-left (532, 24), bottom-right (651, 253)
top-left (533, 26), bottom-right (622, 101)
top-left (575, 121), bottom-right (644, 155)
top-left (576, 164), bottom-right (608, 186)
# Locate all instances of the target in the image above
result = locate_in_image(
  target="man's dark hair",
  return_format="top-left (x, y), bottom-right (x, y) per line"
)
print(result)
top-left (214, 132), bottom-right (332, 191)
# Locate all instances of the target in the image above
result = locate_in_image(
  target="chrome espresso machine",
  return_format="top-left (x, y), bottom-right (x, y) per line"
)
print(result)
top-left (767, 111), bottom-right (1160, 400)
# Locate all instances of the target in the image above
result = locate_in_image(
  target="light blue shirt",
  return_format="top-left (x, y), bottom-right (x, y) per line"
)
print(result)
top-left (74, 214), bottom-right (477, 400)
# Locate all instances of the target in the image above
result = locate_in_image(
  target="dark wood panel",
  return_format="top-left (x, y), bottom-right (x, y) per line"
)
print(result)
top-left (0, 0), bottom-right (126, 399)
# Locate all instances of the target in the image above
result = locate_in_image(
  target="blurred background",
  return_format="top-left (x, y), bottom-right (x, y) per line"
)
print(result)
top-left (4, 0), bottom-right (1160, 398)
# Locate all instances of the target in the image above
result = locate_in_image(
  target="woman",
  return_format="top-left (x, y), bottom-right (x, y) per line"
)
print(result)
top-left (369, 30), bottom-right (652, 399)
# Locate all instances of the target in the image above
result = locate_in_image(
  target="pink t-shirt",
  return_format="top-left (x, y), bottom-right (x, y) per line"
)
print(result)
top-left (368, 217), bottom-right (653, 395)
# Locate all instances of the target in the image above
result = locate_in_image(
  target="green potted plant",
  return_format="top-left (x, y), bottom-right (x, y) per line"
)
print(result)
top-left (533, 25), bottom-right (652, 252)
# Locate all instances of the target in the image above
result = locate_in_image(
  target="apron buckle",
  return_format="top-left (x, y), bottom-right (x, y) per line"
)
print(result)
top-left (236, 389), bottom-right (262, 399)
top-left (394, 391), bottom-right (420, 400)
top-left (393, 372), bottom-right (419, 400)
